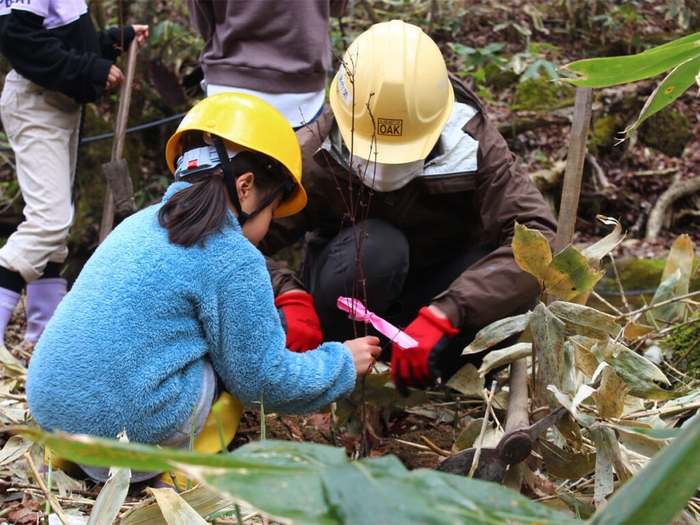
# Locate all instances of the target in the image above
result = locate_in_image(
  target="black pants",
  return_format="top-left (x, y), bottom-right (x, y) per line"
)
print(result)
top-left (301, 219), bottom-right (535, 382)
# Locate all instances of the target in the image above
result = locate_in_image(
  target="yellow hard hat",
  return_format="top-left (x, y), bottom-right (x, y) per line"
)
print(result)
top-left (166, 92), bottom-right (306, 218)
top-left (330, 20), bottom-right (454, 165)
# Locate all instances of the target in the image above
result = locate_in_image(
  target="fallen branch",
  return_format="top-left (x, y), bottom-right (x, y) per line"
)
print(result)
top-left (23, 453), bottom-right (70, 525)
top-left (419, 436), bottom-right (451, 457)
top-left (646, 176), bottom-right (700, 241)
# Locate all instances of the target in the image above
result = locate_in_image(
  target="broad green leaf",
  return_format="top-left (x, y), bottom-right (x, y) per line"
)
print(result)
top-left (543, 245), bottom-right (604, 301)
top-left (548, 301), bottom-right (623, 339)
top-left (10, 427), bottom-right (318, 473)
top-left (623, 55), bottom-right (700, 137)
top-left (477, 342), bottom-right (532, 377)
top-left (462, 312), bottom-right (533, 355)
top-left (13, 428), bottom-right (578, 525)
top-left (589, 412), bottom-right (700, 525)
top-left (182, 443), bottom-right (580, 525)
top-left (559, 31), bottom-right (700, 88)
top-left (512, 221), bottom-right (552, 283)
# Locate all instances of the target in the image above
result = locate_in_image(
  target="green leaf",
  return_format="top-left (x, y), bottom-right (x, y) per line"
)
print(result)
top-left (559, 32), bottom-right (700, 87)
top-left (462, 312), bottom-right (533, 355)
top-left (589, 413), bottom-right (700, 524)
top-left (623, 55), bottom-right (700, 137)
top-left (548, 301), bottom-right (622, 340)
top-left (183, 443), bottom-right (580, 525)
top-left (12, 427), bottom-right (579, 525)
top-left (543, 245), bottom-right (604, 301)
top-left (594, 341), bottom-right (680, 400)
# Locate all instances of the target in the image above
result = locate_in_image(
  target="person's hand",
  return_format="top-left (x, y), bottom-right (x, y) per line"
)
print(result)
top-left (391, 306), bottom-right (459, 396)
top-left (105, 64), bottom-right (124, 90)
top-left (275, 291), bottom-right (324, 353)
top-left (343, 336), bottom-right (381, 376)
top-left (132, 24), bottom-right (149, 48)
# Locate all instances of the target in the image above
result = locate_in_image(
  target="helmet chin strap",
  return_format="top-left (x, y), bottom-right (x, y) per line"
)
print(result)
top-left (210, 135), bottom-right (295, 227)
top-left (211, 135), bottom-right (251, 227)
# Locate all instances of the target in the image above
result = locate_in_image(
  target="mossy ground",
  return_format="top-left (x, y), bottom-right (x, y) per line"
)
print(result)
top-left (662, 312), bottom-right (700, 381)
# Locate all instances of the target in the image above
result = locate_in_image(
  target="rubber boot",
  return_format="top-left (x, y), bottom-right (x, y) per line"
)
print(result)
top-left (25, 278), bottom-right (67, 343)
top-left (152, 392), bottom-right (244, 491)
top-left (0, 287), bottom-right (20, 348)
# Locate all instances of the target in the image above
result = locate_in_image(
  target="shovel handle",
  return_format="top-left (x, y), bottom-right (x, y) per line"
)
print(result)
top-left (99, 41), bottom-right (138, 245)
top-left (505, 358), bottom-right (529, 433)
top-left (495, 358), bottom-right (533, 465)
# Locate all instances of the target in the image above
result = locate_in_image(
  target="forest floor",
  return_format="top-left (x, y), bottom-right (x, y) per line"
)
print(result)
top-left (2, 0), bottom-right (700, 523)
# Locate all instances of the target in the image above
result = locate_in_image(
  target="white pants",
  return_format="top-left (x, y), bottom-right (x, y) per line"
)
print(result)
top-left (0, 70), bottom-right (81, 283)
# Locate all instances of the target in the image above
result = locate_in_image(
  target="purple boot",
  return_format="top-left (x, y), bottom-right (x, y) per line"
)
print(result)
top-left (0, 287), bottom-right (20, 348)
top-left (25, 278), bottom-right (67, 343)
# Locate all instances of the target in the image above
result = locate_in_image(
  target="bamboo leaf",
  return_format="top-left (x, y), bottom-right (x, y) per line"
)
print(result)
top-left (89, 431), bottom-right (132, 525)
top-left (181, 442), bottom-right (578, 525)
top-left (594, 341), bottom-right (680, 400)
top-left (121, 486), bottom-right (233, 525)
top-left (149, 487), bottom-right (209, 525)
top-left (539, 439), bottom-right (596, 479)
top-left (589, 413), bottom-right (700, 524)
top-left (445, 363), bottom-right (485, 398)
top-left (548, 301), bottom-right (622, 339)
top-left (609, 422), bottom-right (673, 459)
top-left (532, 303), bottom-right (567, 408)
top-left (622, 55), bottom-right (700, 137)
top-left (559, 32), bottom-right (700, 87)
top-left (590, 425), bottom-right (620, 507)
top-left (478, 343), bottom-right (532, 377)
top-left (512, 222), bottom-right (552, 283)
top-left (11, 428), bottom-right (580, 525)
top-left (580, 216), bottom-right (625, 267)
top-left (462, 312), bottom-right (533, 355)
top-left (544, 245), bottom-right (604, 301)
top-left (594, 366), bottom-right (630, 420)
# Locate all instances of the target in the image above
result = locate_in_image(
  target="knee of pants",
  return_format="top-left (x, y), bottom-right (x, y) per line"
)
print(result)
top-left (315, 219), bottom-right (410, 307)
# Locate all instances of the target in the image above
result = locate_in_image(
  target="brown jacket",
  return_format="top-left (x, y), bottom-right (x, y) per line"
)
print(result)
top-left (261, 77), bottom-right (557, 330)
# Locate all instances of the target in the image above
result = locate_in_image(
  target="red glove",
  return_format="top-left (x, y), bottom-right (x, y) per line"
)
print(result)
top-left (391, 307), bottom-right (459, 396)
top-left (274, 292), bottom-right (324, 353)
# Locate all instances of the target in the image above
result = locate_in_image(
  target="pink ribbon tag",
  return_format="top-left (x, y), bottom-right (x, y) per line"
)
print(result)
top-left (337, 296), bottom-right (418, 349)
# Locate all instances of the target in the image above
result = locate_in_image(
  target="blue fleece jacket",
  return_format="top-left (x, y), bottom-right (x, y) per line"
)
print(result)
top-left (26, 182), bottom-right (356, 444)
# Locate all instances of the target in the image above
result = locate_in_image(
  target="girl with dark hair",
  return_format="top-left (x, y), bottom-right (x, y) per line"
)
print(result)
top-left (25, 93), bottom-right (381, 486)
